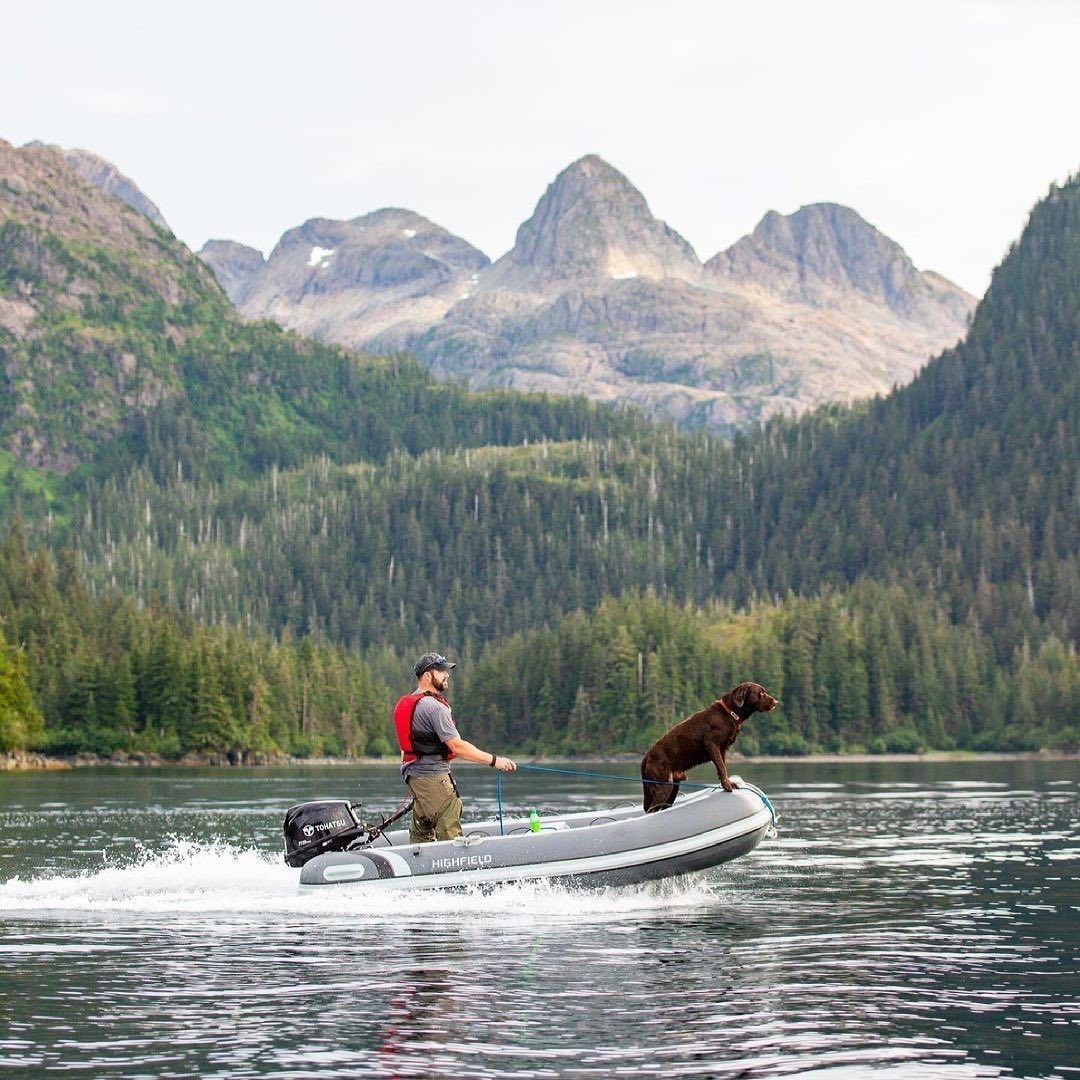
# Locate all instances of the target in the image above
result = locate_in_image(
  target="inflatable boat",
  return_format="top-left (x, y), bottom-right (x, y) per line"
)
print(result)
top-left (284, 778), bottom-right (777, 892)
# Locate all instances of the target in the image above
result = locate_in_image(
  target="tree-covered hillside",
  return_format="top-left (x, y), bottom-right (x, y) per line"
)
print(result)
top-left (742, 174), bottom-right (1079, 643)
top-left (1, 146), bottom-right (1076, 758)
top-left (0, 139), bottom-right (640, 504)
top-left (3, 523), bottom-right (1072, 758)
top-left (460, 587), bottom-right (1076, 756)
top-left (0, 524), bottom-right (393, 759)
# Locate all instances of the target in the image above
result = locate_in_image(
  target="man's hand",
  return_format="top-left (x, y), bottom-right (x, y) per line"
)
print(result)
top-left (445, 737), bottom-right (517, 770)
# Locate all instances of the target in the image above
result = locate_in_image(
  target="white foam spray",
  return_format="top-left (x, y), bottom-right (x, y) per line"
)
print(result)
top-left (0, 839), bottom-right (722, 920)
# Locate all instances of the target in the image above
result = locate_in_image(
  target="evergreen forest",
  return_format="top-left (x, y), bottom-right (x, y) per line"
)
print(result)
top-left (0, 170), bottom-right (1076, 760)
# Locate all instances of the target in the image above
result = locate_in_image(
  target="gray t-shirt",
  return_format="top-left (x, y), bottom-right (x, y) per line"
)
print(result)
top-left (402, 695), bottom-right (460, 778)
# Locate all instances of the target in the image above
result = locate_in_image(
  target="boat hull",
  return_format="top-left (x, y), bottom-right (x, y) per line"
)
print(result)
top-left (297, 783), bottom-right (775, 892)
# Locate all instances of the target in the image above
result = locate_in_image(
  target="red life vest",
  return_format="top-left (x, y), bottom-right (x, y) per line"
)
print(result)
top-left (393, 690), bottom-right (456, 764)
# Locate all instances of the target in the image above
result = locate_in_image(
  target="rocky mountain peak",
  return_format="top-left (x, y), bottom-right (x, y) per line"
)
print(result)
top-left (268, 207), bottom-right (434, 258)
top-left (1, 139), bottom-right (207, 298)
top-left (180, 149), bottom-right (974, 434)
top-left (199, 240), bottom-right (265, 304)
top-left (706, 203), bottom-right (972, 323)
top-left (214, 207), bottom-right (490, 349)
top-left (238, 207), bottom-right (489, 311)
top-left (483, 155), bottom-right (701, 290)
top-left (0, 138), bottom-right (224, 471)
top-left (24, 141), bottom-right (170, 232)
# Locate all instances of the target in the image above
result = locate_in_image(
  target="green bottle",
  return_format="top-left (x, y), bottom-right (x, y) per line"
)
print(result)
top-left (529, 809), bottom-right (541, 833)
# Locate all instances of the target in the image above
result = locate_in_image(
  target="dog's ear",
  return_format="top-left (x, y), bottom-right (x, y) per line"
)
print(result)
top-left (731, 683), bottom-right (749, 710)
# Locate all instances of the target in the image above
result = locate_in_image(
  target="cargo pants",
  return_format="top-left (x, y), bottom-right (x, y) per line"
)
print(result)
top-left (405, 772), bottom-right (463, 843)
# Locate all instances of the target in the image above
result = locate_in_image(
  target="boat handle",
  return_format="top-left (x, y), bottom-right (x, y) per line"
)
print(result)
top-left (453, 833), bottom-right (486, 847)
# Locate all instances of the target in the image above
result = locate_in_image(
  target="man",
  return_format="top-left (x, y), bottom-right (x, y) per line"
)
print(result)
top-left (393, 652), bottom-right (516, 843)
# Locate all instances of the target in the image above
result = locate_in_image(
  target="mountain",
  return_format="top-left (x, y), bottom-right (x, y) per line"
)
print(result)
top-left (0, 138), bottom-right (212, 471)
top-left (705, 202), bottom-right (971, 329)
top-left (25, 141), bottom-right (171, 231)
top-left (208, 209), bottom-right (490, 352)
top-left (0, 138), bottom-right (633, 484)
top-left (414, 161), bottom-right (974, 432)
top-left (198, 239), bottom-right (264, 303)
top-left (69, 174), bottom-right (1078, 656)
top-left (57, 173), bottom-right (1076, 755)
top-left (481, 154), bottom-right (702, 290)
top-left (2, 132), bottom-right (1073, 758)
top-left (204, 155), bottom-right (975, 433)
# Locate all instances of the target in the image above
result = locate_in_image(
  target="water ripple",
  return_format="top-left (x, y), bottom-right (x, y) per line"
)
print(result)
top-left (0, 760), bottom-right (1077, 1077)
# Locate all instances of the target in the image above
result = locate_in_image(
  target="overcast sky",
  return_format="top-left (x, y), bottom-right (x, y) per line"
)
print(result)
top-left (4, 0), bottom-right (1077, 296)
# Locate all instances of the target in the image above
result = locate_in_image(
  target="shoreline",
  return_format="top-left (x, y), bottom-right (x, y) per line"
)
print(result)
top-left (2, 748), bottom-right (1076, 773)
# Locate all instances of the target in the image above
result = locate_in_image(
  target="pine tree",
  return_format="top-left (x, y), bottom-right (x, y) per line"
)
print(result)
top-left (0, 626), bottom-right (43, 752)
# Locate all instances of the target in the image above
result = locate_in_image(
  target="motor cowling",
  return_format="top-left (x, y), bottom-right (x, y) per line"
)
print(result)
top-left (283, 800), bottom-right (364, 867)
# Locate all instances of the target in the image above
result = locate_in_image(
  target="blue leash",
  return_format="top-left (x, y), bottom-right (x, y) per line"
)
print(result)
top-left (515, 762), bottom-right (721, 789)
top-left (492, 762), bottom-right (774, 832)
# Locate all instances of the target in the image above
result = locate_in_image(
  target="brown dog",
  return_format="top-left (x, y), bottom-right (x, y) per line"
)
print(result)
top-left (640, 682), bottom-right (778, 812)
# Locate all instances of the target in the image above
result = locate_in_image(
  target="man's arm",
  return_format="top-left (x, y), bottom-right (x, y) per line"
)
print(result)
top-left (445, 737), bottom-right (516, 772)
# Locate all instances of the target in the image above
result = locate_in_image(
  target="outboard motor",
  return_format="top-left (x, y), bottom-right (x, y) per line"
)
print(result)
top-left (283, 801), bottom-right (365, 867)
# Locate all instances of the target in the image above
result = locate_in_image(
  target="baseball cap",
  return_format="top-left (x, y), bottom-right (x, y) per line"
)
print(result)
top-left (413, 653), bottom-right (457, 677)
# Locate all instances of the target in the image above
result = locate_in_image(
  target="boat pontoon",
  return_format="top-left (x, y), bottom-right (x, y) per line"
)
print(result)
top-left (284, 778), bottom-right (776, 892)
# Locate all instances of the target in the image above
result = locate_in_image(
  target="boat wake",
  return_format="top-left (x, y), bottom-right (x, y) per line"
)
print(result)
top-left (0, 838), bottom-right (723, 919)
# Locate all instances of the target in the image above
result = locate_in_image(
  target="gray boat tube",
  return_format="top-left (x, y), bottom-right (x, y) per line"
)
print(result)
top-left (297, 779), bottom-right (776, 892)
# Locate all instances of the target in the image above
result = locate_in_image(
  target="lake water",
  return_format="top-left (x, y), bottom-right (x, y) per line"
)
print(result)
top-left (0, 759), bottom-right (1076, 1078)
